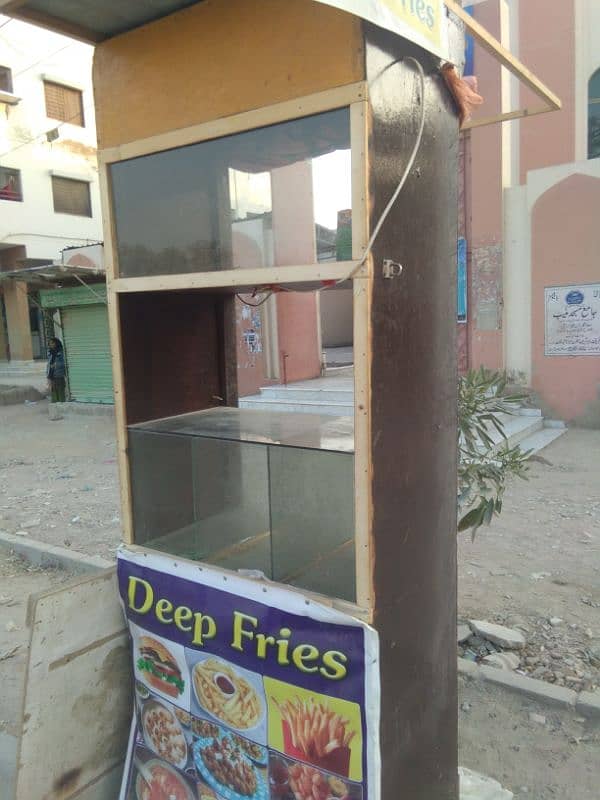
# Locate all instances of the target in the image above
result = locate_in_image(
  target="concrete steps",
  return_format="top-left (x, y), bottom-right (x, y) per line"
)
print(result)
top-left (240, 398), bottom-right (354, 415)
top-left (488, 413), bottom-right (544, 450)
top-left (517, 425), bottom-right (566, 455)
top-left (487, 410), bottom-right (566, 455)
top-left (240, 379), bottom-right (566, 455)
top-left (239, 377), bottom-right (354, 416)
top-left (0, 360), bottom-right (46, 378)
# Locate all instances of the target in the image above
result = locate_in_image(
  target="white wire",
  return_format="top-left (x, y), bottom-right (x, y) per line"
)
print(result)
top-left (337, 55), bottom-right (426, 284)
top-left (235, 56), bottom-right (426, 308)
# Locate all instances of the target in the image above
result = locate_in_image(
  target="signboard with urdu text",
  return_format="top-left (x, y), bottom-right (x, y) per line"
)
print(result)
top-left (315, 0), bottom-right (448, 60)
top-left (117, 549), bottom-right (380, 800)
top-left (545, 284), bottom-right (600, 356)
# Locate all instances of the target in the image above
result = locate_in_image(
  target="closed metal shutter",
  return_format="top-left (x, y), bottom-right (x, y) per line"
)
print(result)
top-left (61, 304), bottom-right (114, 403)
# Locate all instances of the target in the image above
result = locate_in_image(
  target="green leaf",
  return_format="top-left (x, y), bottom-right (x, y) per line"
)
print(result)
top-left (458, 505), bottom-right (485, 532)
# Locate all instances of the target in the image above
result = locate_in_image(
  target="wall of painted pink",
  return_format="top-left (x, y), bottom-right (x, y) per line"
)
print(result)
top-left (271, 162), bottom-right (322, 385)
top-left (531, 173), bottom-right (600, 420)
top-left (519, 0), bottom-right (576, 180)
top-left (466, 1), bottom-right (504, 371)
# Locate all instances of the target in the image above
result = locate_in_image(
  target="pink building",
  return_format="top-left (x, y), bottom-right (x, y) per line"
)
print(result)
top-left (464, 0), bottom-right (600, 425)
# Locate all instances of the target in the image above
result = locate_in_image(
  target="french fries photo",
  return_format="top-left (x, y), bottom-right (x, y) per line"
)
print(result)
top-left (192, 658), bottom-right (262, 730)
top-left (274, 696), bottom-right (356, 761)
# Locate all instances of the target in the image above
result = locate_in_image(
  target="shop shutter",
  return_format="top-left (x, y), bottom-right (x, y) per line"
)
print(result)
top-left (61, 304), bottom-right (114, 403)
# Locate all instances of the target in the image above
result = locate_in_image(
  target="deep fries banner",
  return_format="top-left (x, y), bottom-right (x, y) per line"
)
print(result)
top-left (117, 548), bottom-right (380, 800)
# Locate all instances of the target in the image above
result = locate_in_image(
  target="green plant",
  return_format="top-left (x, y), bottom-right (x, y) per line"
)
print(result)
top-left (458, 368), bottom-right (530, 537)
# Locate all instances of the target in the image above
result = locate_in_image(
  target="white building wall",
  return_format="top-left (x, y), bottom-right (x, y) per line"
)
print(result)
top-left (503, 184), bottom-right (530, 381)
top-left (0, 16), bottom-right (102, 261)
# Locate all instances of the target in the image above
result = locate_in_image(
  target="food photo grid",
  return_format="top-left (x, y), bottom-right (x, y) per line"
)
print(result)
top-left (125, 625), bottom-right (364, 800)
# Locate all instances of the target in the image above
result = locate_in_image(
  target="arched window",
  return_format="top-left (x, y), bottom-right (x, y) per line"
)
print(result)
top-left (588, 68), bottom-right (600, 159)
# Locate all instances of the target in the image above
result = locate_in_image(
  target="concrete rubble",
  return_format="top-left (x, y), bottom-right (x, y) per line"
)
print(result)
top-left (482, 652), bottom-right (521, 671)
top-left (469, 621), bottom-right (526, 650)
top-left (459, 767), bottom-right (514, 800)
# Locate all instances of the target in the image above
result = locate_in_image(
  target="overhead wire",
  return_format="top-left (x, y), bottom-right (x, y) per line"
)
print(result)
top-left (0, 101), bottom-right (95, 159)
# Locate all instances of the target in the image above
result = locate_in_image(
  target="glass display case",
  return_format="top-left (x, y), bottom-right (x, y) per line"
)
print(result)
top-left (128, 407), bottom-right (356, 602)
top-left (110, 107), bottom-right (352, 277)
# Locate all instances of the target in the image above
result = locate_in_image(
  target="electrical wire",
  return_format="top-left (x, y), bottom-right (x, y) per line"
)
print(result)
top-left (236, 291), bottom-right (274, 307)
top-left (337, 55), bottom-right (426, 284)
top-left (0, 101), bottom-right (95, 159)
top-left (234, 56), bottom-right (426, 309)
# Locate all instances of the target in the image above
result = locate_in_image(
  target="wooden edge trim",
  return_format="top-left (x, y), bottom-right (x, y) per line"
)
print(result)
top-left (112, 262), bottom-right (366, 293)
top-left (123, 543), bottom-right (372, 623)
top-left (98, 81), bottom-right (369, 164)
top-left (445, 0), bottom-right (561, 120)
top-left (462, 104), bottom-right (555, 130)
top-left (99, 164), bottom-right (134, 544)
top-left (351, 99), bottom-right (372, 610)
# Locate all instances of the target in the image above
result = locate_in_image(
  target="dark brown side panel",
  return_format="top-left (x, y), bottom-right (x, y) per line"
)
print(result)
top-left (119, 291), bottom-right (233, 424)
top-left (365, 25), bottom-right (459, 800)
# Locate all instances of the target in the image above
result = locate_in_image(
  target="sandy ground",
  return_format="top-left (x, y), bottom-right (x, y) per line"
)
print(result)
top-left (458, 429), bottom-right (600, 693)
top-left (459, 675), bottom-right (599, 799)
top-left (0, 400), bottom-right (599, 796)
top-left (0, 401), bottom-right (120, 559)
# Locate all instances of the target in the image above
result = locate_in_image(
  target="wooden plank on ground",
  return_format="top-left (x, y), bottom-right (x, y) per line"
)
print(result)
top-left (15, 568), bottom-right (131, 800)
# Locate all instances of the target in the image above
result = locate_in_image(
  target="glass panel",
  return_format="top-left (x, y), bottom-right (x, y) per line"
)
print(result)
top-left (129, 408), bottom-right (356, 603)
top-left (129, 430), bottom-right (194, 545)
top-left (268, 446), bottom-right (355, 602)
top-left (110, 108), bottom-right (351, 277)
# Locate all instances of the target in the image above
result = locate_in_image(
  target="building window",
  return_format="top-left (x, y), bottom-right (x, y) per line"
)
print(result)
top-left (0, 167), bottom-right (22, 201)
top-left (588, 68), bottom-right (600, 159)
top-left (43, 80), bottom-right (84, 127)
top-left (0, 66), bottom-right (13, 94)
top-left (52, 176), bottom-right (91, 216)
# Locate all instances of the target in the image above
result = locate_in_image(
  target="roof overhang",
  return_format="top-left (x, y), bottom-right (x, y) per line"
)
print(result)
top-left (0, 262), bottom-right (104, 288)
top-left (0, 0), bottom-right (561, 127)
top-left (0, 0), bottom-right (203, 43)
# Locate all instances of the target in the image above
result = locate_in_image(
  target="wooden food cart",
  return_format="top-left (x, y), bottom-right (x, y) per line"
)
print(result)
top-left (97, 5), bottom-right (460, 795)
top-left (0, 1), bottom-right (560, 799)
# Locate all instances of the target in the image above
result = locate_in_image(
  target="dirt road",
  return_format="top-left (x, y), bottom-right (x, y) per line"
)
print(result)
top-left (458, 429), bottom-right (600, 693)
top-left (0, 400), bottom-right (599, 796)
top-left (0, 401), bottom-right (120, 559)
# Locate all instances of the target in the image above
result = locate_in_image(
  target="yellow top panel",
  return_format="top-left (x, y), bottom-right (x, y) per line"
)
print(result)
top-left (93, 0), bottom-right (364, 150)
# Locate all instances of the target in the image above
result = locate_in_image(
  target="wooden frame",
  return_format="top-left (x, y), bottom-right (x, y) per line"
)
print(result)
top-left (350, 100), bottom-right (372, 609)
top-left (100, 81), bottom-right (368, 291)
top-left (99, 81), bottom-right (373, 614)
top-left (99, 82), bottom-right (367, 167)
top-left (444, 0), bottom-right (561, 129)
top-left (99, 165), bottom-right (134, 543)
top-left (111, 263), bottom-right (365, 294)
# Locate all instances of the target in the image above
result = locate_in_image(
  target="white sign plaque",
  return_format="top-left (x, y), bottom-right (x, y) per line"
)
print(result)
top-left (545, 284), bottom-right (600, 356)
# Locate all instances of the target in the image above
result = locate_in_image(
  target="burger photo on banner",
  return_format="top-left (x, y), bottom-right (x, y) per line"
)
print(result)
top-left (130, 622), bottom-right (191, 710)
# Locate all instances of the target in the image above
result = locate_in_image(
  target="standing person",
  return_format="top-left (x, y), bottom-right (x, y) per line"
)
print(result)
top-left (47, 337), bottom-right (66, 403)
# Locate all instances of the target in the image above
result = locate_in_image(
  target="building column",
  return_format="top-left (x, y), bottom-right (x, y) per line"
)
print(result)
top-left (4, 281), bottom-right (33, 361)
